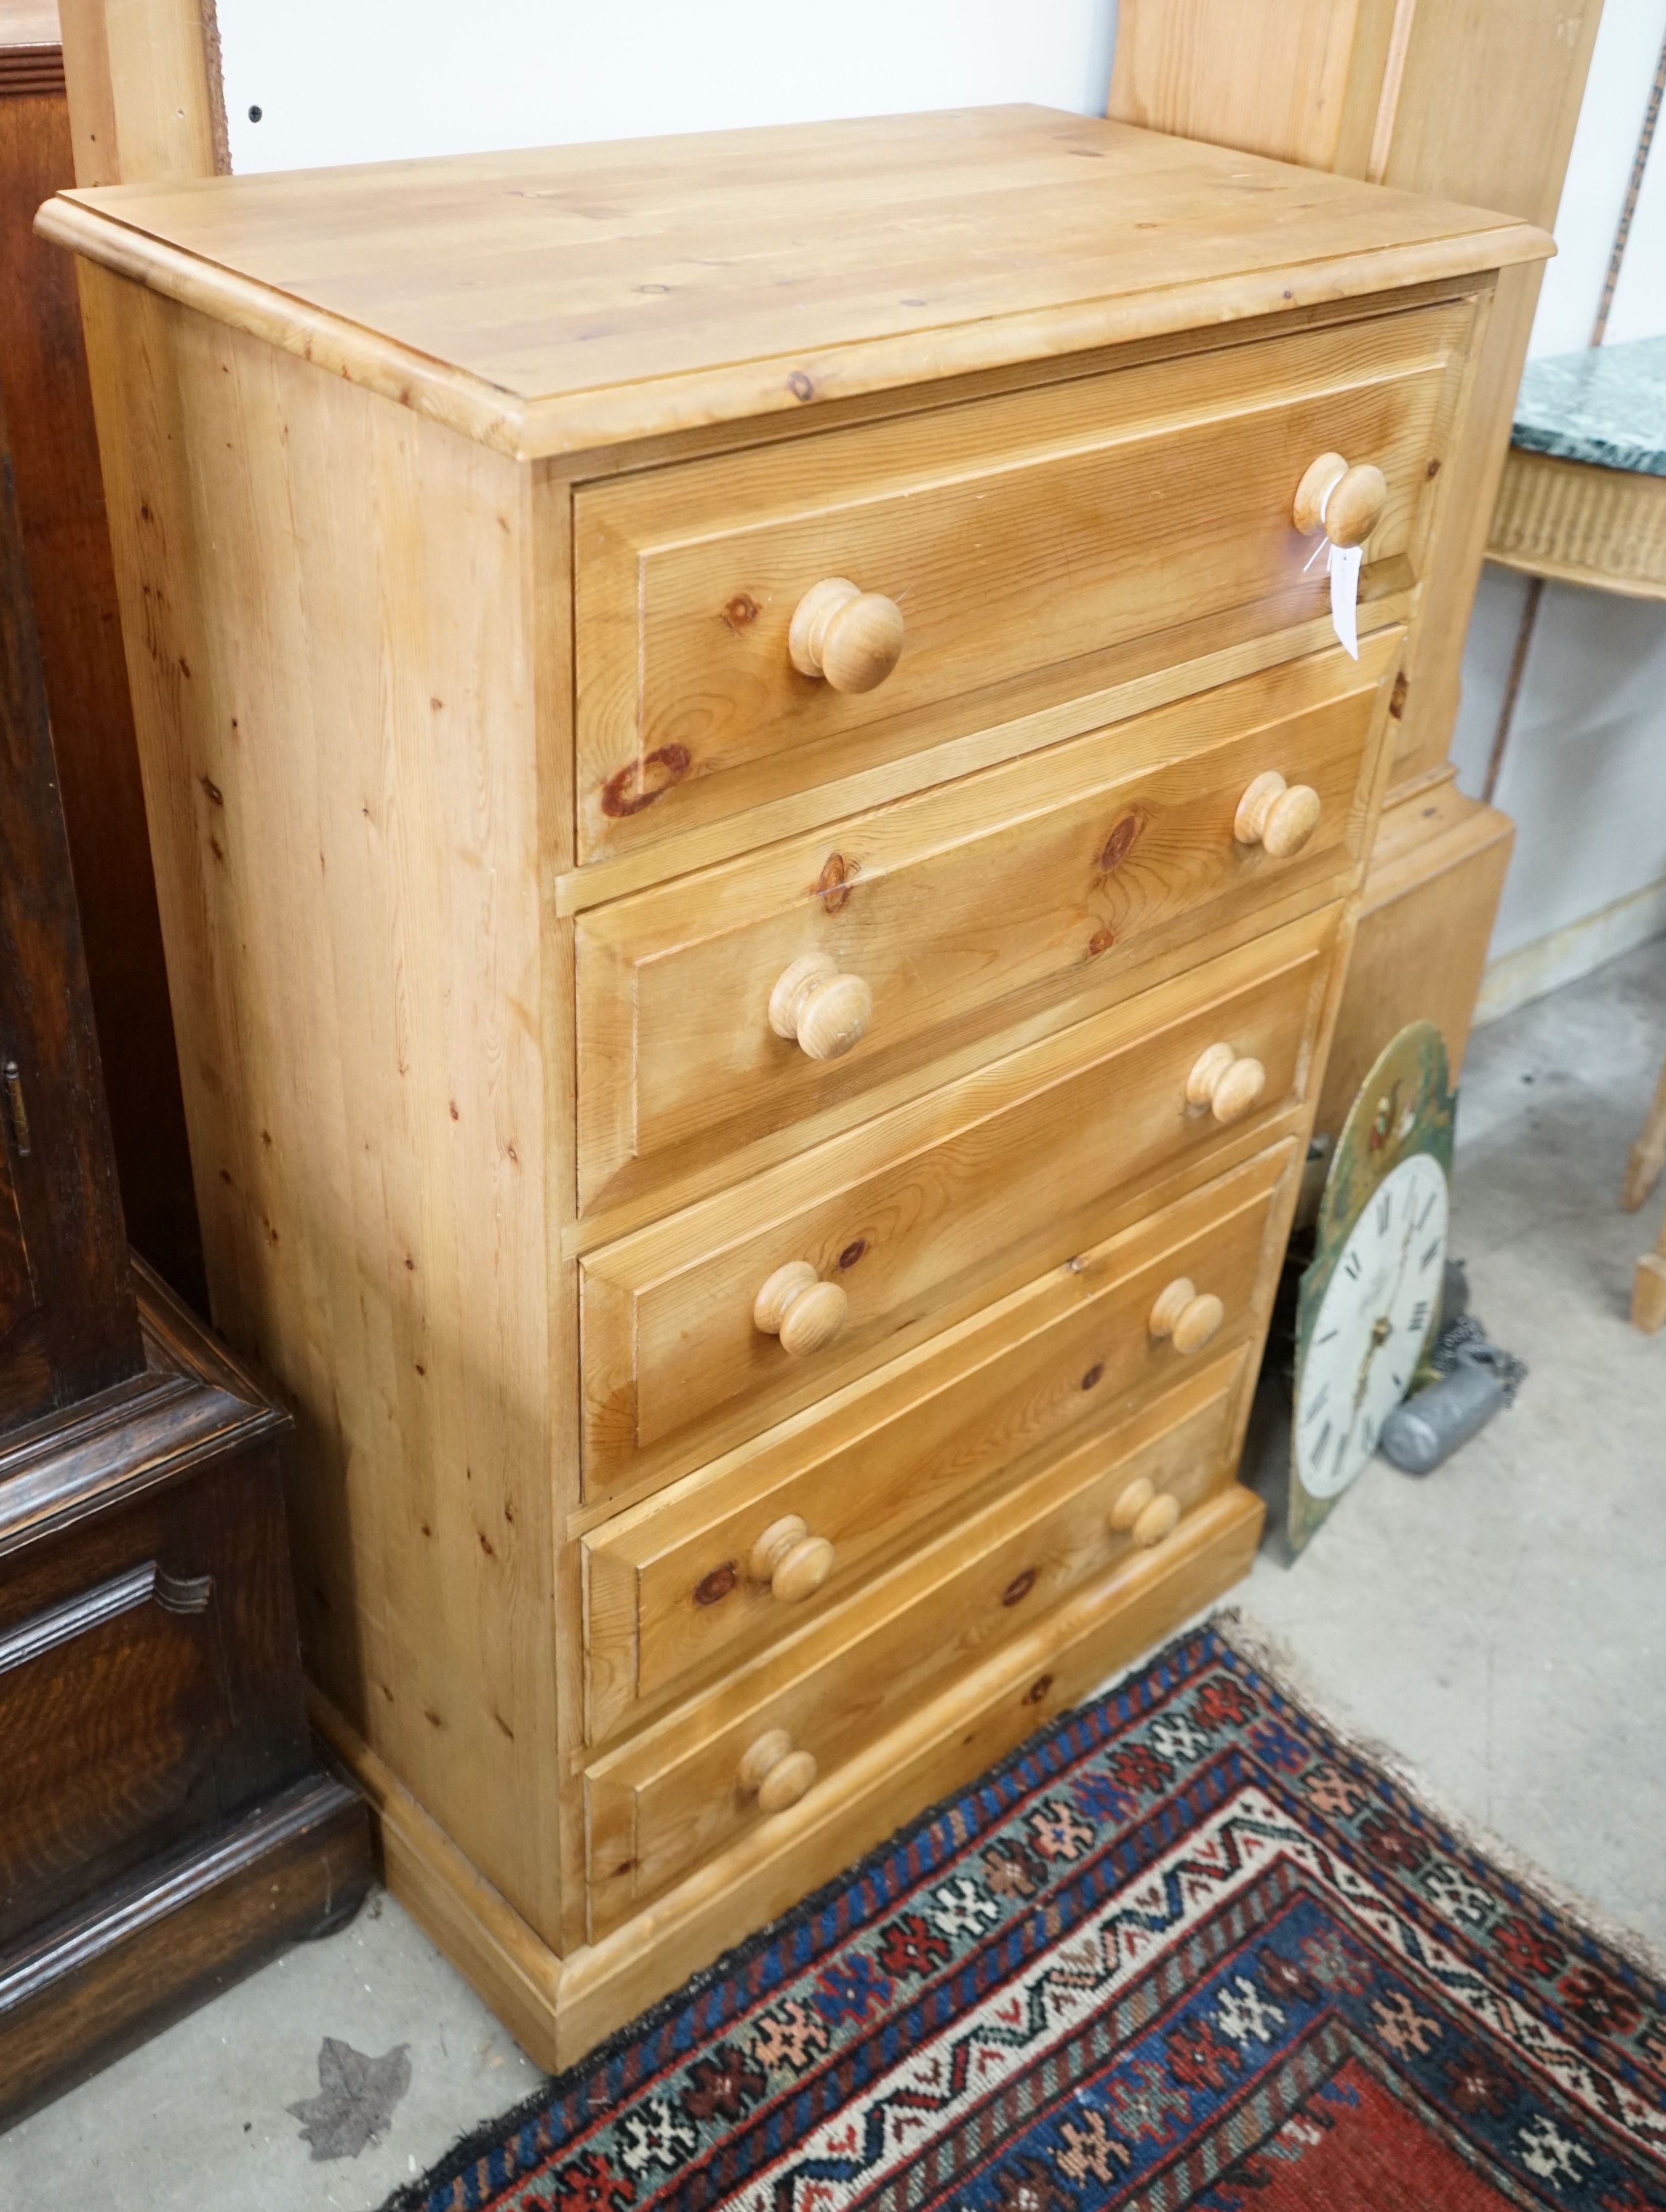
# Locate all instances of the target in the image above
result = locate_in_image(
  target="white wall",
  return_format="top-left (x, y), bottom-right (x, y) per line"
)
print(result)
top-left (217, 1), bottom-right (1118, 176)
top-left (1454, 574), bottom-right (1666, 964)
top-left (1528, 0), bottom-right (1666, 357)
top-left (1451, 0), bottom-right (1666, 1009)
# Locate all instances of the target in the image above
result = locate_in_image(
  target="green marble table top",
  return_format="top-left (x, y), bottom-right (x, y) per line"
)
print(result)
top-left (1511, 336), bottom-right (1666, 479)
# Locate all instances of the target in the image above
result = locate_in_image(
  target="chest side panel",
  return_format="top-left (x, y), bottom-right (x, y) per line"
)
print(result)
top-left (76, 265), bottom-right (569, 1947)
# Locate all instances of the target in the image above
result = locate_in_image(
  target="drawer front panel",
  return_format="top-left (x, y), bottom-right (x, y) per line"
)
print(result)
top-left (580, 905), bottom-right (1338, 1495)
top-left (584, 1142), bottom-right (1293, 1744)
top-left (573, 302), bottom-right (1470, 861)
top-left (577, 638), bottom-right (1395, 1217)
top-left (585, 1364), bottom-right (1240, 1930)
top-left (0, 1557), bottom-right (232, 1939)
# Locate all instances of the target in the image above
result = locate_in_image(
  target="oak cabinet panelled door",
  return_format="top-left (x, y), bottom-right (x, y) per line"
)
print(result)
top-left (42, 105), bottom-right (1549, 2066)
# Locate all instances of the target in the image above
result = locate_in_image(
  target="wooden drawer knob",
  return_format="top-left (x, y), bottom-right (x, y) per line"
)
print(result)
top-left (769, 952), bottom-right (873, 1061)
top-left (753, 1261), bottom-right (849, 1357)
top-left (1109, 1477), bottom-right (1181, 1545)
top-left (1110, 1473), bottom-right (1155, 1531)
top-left (1235, 771), bottom-right (1322, 859)
top-left (1149, 1276), bottom-right (1226, 1354)
top-left (1131, 1492), bottom-right (1182, 1547)
top-left (1293, 452), bottom-right (1387, 550)
top-left (739, 1727), bottom-right (819, 1814)
top-left (748, 1514), bottom-right (836, 1603)
top-left (789, 577), bottom-right (905, 693)
top-left (1186, 1042), bottom-right (1267, 1125)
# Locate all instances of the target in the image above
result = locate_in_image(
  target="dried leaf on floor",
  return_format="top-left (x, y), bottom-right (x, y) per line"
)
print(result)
top-left (287, 2037), bottom-right (412, 2161)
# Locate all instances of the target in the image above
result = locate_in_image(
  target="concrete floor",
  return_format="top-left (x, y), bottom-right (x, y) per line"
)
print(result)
top-left (4, 942), bottom-right (1663, 2211)
top-left (1241, 936), bottom-right (1666, 1957)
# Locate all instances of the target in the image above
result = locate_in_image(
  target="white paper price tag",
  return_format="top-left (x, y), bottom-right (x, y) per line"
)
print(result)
top-left (1303, 526), bottom-right (1363, 661)
top-left (1329, 542), bottom-right (1362, 660)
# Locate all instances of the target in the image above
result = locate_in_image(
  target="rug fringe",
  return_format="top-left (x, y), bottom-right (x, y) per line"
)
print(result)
top-left (1207, 1603), bottom-right (1666, 1993)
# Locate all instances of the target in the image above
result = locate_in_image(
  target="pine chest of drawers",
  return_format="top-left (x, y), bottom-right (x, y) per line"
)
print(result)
top-left (43, 105), bottom-right (1546, 2065)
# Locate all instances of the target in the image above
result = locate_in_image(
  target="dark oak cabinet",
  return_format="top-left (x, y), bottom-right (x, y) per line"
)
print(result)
top-left (0, 331), bottom-right (369, 2125)
top-left (0, 24), bottom-right (202, 1309)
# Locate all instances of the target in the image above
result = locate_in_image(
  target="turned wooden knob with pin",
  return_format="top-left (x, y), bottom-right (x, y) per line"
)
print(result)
top-left (753, 1261), bottom-right (849, 1357)
top-left (1186, 1042), bottom-right (1267, 1125)
top-left (789, 577), bottom-right (906, 692)
top-left (769, 952), bottom-right (873, 1061)
top-left (1293, 451), bottom-right (1387, 548)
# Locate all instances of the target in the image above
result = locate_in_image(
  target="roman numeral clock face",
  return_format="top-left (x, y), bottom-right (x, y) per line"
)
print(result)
top-left (1296, 1150), bottom-right (1448, 1500)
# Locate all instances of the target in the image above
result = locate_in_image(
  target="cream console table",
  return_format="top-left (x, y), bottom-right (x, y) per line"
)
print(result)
top-left (42, 108), bottom-right (1546, 2064)
top-left (1490, 338), bottom-right (1666, 602)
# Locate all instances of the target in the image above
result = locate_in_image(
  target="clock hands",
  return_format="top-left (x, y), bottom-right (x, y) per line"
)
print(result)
top-left (1350, 1187), bottom-right (1419, 1420)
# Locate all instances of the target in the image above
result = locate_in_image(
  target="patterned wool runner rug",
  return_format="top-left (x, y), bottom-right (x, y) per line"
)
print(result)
top-left (388, 1618), bottom-right (1666, 2212)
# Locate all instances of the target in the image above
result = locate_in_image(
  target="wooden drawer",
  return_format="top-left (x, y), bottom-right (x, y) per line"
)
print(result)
top-left (580, 903), bottom-right (1338, 1496)
top-left (0, 1554), bottom-right (233, 1940)
top-left (584, 1140), bottom-right (1294, 1744)
top-left (585, 1361), bottom-right (1241, 1932)
top-left (567, 1484), bottom-right (1263, 2046)
top-left (573, 301), bottom-right (1471, 862)
top-left (577, 636), bottom-right (1396, 1217)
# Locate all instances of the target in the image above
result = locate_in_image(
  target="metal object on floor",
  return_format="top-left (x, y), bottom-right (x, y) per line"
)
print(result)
top-left (1381, 1279), bottom-right (1528, 1473)
top-left (1382, 1354), bottom-right (1509, 1473)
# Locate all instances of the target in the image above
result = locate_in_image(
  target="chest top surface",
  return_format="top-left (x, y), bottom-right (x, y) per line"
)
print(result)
top-left (39, 105), bottom-right (1548, 459)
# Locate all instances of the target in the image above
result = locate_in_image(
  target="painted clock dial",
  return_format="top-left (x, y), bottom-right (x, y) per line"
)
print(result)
top-left (1287, 1019), bottom-right (1457, 1557)
top-left (1294, 1149), bottom-right (1448, 1498)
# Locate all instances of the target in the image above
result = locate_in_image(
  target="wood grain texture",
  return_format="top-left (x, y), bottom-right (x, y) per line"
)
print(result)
top-left (593, 1371), bottom-right (1239, 1929)
top-left (0, 1264), bottom-right (314, 1937)
top-left (584, 1142), bottom-right (1296, 1747)
top-left (1108, 0), bottom-right (1599, 792)
top-left (38, 108), bottom-right (1546, 459)
top-left (581, 906), bottom-right (1339, 1498)
top-left (0, 1773), bottom-right (369, 2128)
top-left (0, 1255), bottom-right (284, 1555)
top-left (1111, 0), bottom-right (1407, 177)
top-left (559, 562), bottom-right (1420, 923)
top-left (577, 638), bottom-right (1397, 1219)
top-left (573, 304), bottom-right (1466, 861)
top-left (0, 376), bottom-right (142, 1417)
top-left (0, 1556), bottom-right (229, 1937)
top-left (1373, 0), bottom-right (1603, 775)
top-left (1107, 0), bottom-right (1599, 1196)
top-left (316, 1488), bottom-right (1259, 2070)
top-left (74, 264), bottom-right (568, 1946)
top-left (0, 50), bottom-right (202, 1302)
top-left (309, 1687), bottom-right (566, 2070)
top-left (1385, 255), bottom-right (1512, 783)
top-left (49, 114), bottom-right (1515, 2058)
top-left (565, 1492), bottom-right (1266, 2051)
top-left (587, 1364), bottom-right (1244, 1929)
top-left (1312, 770), bottom-right (1512, 1140)
top-left (54, 0), bottom-right (223, 188)
top-left (0, 1258), bottom-right (370, 2118)
top-left (1110, 0), bottom-right (1597, 224)
top-left (0, 1137), bottom-right (52, 1431)
top-left (1376, 1), bottom-right (1601, 232)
